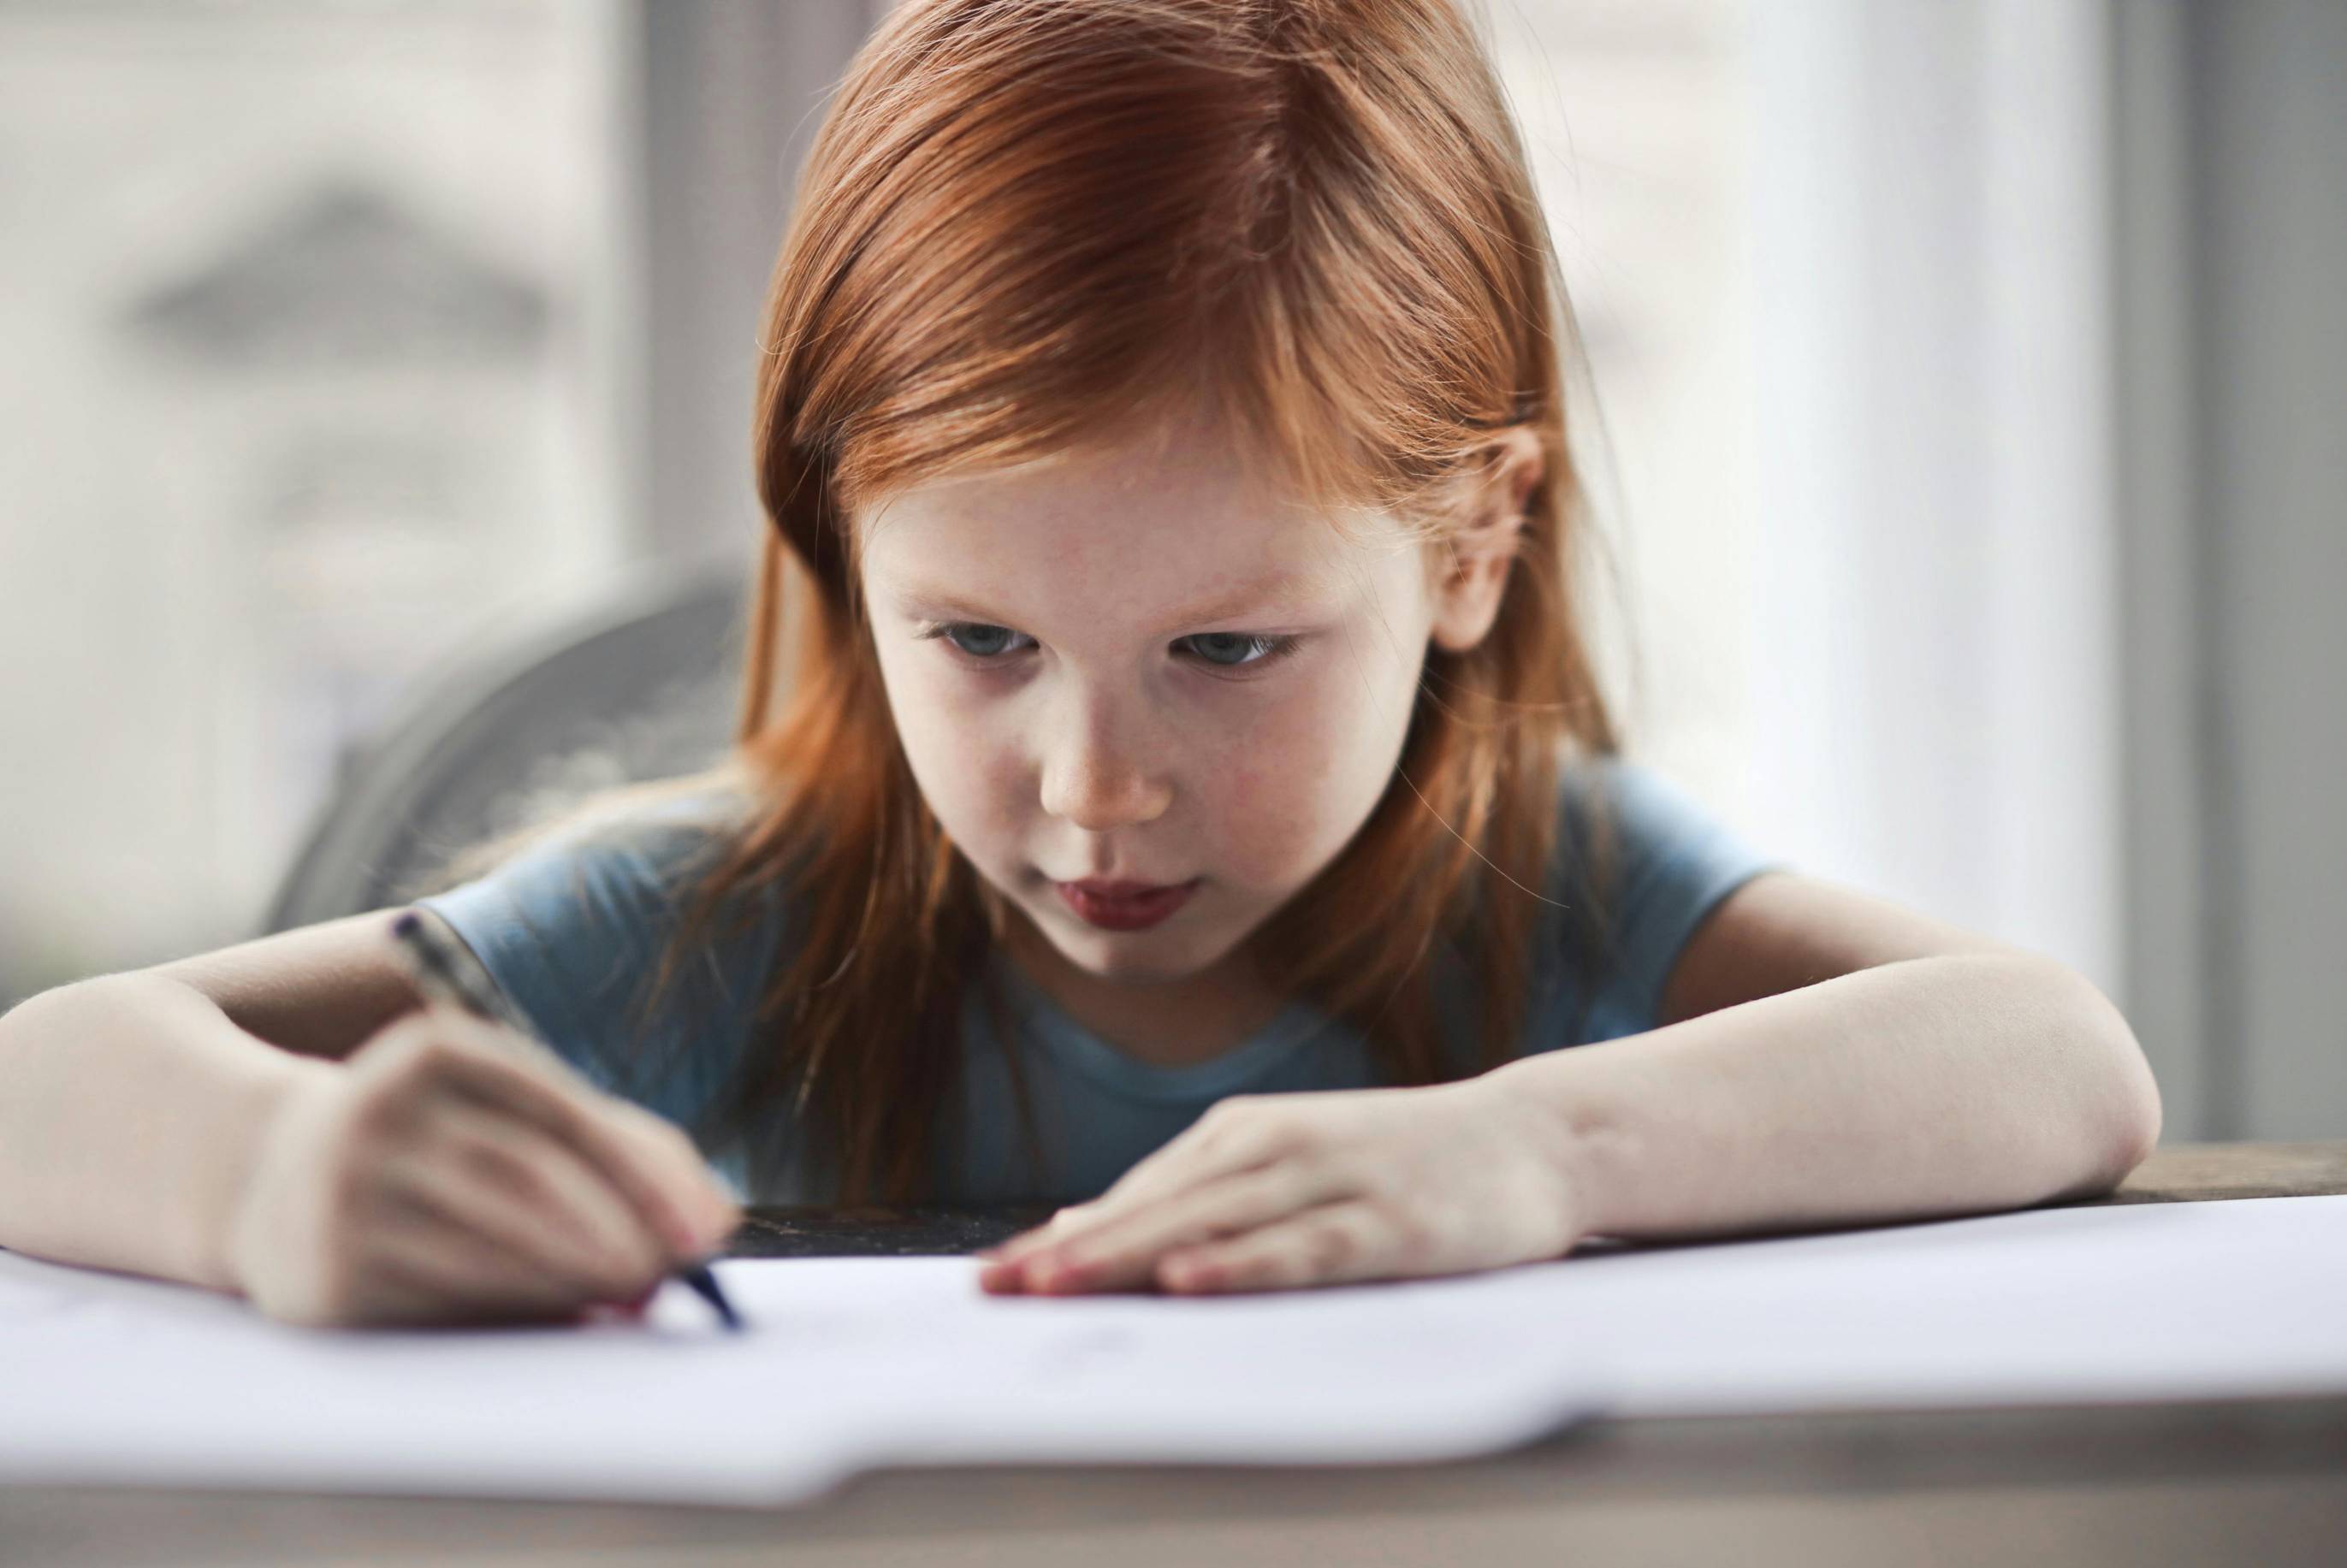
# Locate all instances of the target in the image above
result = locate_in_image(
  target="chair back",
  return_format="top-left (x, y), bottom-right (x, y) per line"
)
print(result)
top-left (264, 565), bottom-right (749, 932)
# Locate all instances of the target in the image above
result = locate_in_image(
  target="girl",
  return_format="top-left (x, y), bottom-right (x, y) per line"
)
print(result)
top-left (0, 0), bottom-right (2160, 1325)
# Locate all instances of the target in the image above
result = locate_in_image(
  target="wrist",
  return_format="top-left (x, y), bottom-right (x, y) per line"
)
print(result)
top-left (1479, 1049), bottom-right (1636, 1245)
top-left (208, 1049), bottom-right (339, 1294)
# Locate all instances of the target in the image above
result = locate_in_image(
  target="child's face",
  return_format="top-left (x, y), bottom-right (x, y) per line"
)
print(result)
top-left (856, 421), bottom-right (1518, 988)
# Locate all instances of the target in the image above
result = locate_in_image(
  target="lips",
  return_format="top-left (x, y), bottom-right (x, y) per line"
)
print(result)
top-left (1053, 877), bottom-right (1200, 932)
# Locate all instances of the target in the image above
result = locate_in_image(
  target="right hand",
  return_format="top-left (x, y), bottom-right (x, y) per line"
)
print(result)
top-left (226, 1007), bottom-right (741, 1328)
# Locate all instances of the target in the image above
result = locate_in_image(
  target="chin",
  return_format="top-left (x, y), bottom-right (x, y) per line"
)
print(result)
top-left (1036, 918), bottom-right (1238, 985)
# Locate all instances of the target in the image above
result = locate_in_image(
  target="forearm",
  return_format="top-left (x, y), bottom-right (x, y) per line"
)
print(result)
top-left (0, 973), bottom-right (332, 1290)
top-left (1491, 952), bottom-right (2164, 1243)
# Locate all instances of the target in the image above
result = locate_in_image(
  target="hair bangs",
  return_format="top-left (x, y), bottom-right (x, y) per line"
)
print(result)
top-left (771, 0), bottom-right (1541, 580)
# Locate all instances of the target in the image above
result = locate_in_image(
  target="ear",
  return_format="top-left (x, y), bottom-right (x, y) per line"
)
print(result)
top-left (1427, 427), bottom-right (1543, 654)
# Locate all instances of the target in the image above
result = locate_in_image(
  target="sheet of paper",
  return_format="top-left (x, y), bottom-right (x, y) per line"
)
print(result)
top-left (1513, 1191), bottom-right (2347, 1416)
top-left (0, 1246), bottom-right (1596, 1506)
top-left (3, 1193), bottom-right (2342, 1506)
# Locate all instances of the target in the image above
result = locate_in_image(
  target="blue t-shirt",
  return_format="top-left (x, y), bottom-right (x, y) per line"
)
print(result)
top-left (414, 757), bottom-right (1785, 1204)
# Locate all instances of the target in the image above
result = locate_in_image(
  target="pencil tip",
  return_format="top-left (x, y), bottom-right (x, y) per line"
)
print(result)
top-left (679, 1263), bottom-right (746, 1332)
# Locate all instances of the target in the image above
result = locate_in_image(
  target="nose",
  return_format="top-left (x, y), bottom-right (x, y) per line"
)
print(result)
top-left (1038, 693), bottom-right (1173, 831)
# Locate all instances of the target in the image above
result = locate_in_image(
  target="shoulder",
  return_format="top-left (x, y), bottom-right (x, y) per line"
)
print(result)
top-left (1551, 753), bottom-right (1773, 901)
top-left (1538, 752), bottom-right (1790, 1038)
top-left (422, 790), bottom-right (762, 963)
top-left (1541, 753), bottom-right (2017, 1033)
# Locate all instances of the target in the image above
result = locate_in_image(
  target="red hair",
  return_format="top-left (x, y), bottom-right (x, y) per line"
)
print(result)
top-left (649, 0), bottom-right (1621, 1201)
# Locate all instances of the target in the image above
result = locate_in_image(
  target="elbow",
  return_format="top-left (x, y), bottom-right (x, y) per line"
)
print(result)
top-left (2041, 957), bottom-right (2163, 1189)
top-left (2098, 1056), bottom-right (2164, 1188)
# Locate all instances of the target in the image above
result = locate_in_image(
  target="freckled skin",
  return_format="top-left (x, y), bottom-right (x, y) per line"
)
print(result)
top-left (855, 424), bottom-right (1445, 1060)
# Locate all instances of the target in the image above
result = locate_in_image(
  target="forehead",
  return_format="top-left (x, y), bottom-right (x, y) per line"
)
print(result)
top-left (855, 426), bottom-right (1417, 622)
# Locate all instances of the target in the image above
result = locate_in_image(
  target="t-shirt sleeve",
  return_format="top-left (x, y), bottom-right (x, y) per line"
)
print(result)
top-left (407, 798), bottom-right (787, 1149)
top-left (1554, 756), bottom-right (1792, 1043)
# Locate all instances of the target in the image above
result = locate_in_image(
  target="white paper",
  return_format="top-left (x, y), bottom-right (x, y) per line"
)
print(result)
top-left (3, 1193), bottom-right (2342, 1506)
top-left (0, 1246), bottom-right (1595, 1506)
top-left (1519, 1191), bottom-right (2347, 1416)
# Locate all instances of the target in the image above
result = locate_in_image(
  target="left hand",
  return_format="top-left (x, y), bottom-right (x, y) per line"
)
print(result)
top-left (975, 1073), bottom-right (1590, 1296)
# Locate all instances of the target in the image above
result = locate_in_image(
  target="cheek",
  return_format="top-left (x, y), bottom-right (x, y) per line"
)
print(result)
top-left (1203, 647), bottom-right (1419, 889)
top-left (873, 648), bottom-right (999, 821)
top-left (871, 652), bottom-right (1029, 848)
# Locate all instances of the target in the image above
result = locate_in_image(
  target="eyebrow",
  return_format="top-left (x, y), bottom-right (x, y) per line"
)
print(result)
top-left (881, 574), bottom-right (1329, 631)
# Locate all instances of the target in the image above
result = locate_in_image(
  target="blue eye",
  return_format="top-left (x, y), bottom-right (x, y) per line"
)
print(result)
top-left (917, 621), bottom-right (1295, 672)
top-left (1177, 632), bottom-right (1295, 669)
top-left (935, 623), bottom-right (1032, 658)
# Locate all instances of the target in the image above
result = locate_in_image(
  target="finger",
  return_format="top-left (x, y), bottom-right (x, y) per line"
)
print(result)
top-left (423, 1096), bottom-right (668, 1286)
top-left (980, 1155), bottom-right (1313, 1290)
top-left (364, 1200), bottom-right (606, 1324)
top-left (983, 1161), bottom-right (1345, 1295)
top-left (981, 1163), bottom-right (1230, 1272)
top-left (982, 1107), bottom-right (1299, 1267)
top-left (978, 1208), bottom-right (1093, 1274)
top-left (599, 1097), bottom-right (744, 1248)
top-left (404, 1022), bottom-right (728, 1260)
top-left (1153, 1201), bottom-right (1399, 1294)
top-left (283, 1263), bottom-right (449, 1330)
top-left (388, 1100), bottom-right (667, 1299)
top-left (1089, 1104), bottom-right (1301, 1213)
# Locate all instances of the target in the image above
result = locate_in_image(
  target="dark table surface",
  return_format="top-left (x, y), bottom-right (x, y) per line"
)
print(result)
top-left (7, 1141), bottom-right (2345, 1567)
top-left (728, 1202), bottom-right (1054, 1257)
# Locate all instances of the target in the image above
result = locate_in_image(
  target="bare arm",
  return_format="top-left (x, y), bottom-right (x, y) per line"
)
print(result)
top-left (970, 872), bottom-right (2163, 1294)
top-left (0, 911), bottom-right (413, 1287)
top-left (0, 911), bottom-right (738, 1323)
top-left (1501, 948), bottom-right (2161, 1245)
top-left (1516, 870), bottom-right (2163, 1242)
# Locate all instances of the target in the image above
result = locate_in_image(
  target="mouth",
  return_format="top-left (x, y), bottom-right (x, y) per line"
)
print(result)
top-left (1052, 877), bottom-right (1202, 932)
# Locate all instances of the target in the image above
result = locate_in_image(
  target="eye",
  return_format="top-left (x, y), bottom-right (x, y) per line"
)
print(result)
top-left (922, 621), bottom-right (1035, 660)
top-left (1175, 632), bottom-right (1298, 670)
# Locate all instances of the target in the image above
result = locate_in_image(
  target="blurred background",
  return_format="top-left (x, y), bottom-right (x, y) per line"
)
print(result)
top-left (1, 0), bottom-right (2338, 1144)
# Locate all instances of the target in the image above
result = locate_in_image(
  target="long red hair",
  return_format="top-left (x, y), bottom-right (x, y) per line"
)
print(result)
top-left (642, 0), bottom-right (1622, 1202)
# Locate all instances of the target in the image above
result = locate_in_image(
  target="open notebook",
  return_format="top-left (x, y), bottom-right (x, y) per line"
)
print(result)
top-left (3, 1193), bottom-right (2343, 1506)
